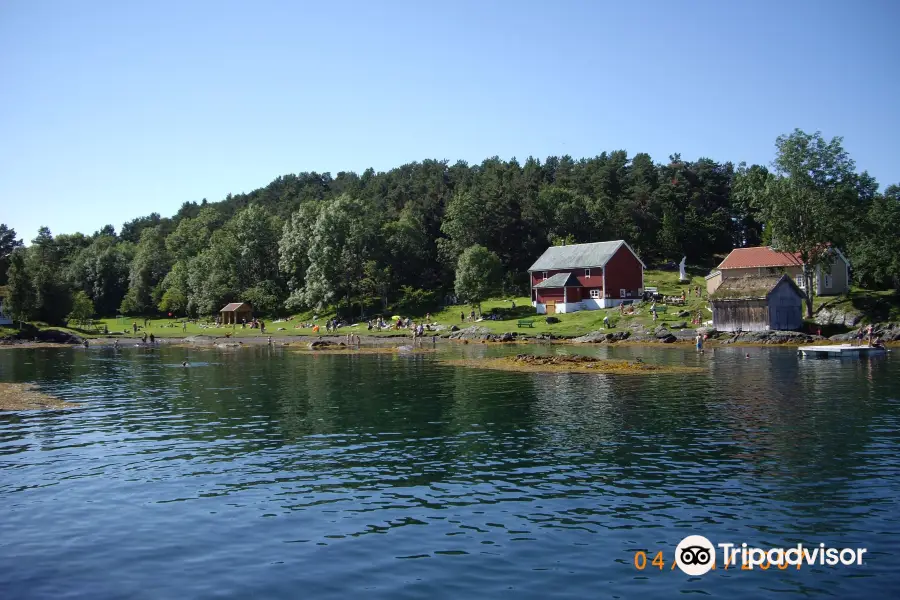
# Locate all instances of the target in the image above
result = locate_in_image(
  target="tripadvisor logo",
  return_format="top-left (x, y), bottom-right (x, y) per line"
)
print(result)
top-left (665, 536), bottom-right (869, 575)
top-left (675, 535), bottom-right (715, 575)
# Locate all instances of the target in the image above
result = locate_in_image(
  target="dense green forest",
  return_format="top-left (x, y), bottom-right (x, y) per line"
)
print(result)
top-left (2, 129), bottom-right (899, 325)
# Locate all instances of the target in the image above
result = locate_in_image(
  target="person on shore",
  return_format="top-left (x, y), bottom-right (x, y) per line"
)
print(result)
top-left (260, 320), bottom-right (266, 334)
top-left (867, 324), bottom-right (874, 346)
top-left (149, 333), bottom-right (155, 344)
top-left (132, 322), bottom-right (138, 334)
top-left (142, 332), bottom-right (147, 343)
top-left (470, 309), bottom-right (475, 322)
top-left (695, 333), bottom-right (703, 352)
top-left (460, 312), bottom-right (465, 323)
top-left (603, 315), bottom-right (611, 328)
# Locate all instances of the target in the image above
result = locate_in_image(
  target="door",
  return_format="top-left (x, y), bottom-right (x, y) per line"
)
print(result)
top-left (546, 301), bottom-right (556, 315)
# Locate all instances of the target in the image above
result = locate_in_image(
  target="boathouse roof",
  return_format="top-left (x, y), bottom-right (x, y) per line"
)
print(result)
top-left (709, 274), bottom-right (805, 301)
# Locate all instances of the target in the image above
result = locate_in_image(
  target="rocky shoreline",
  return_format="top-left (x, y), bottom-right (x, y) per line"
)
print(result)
top-left (447, 322), bottom-right (900, 346)
top-left (4, 321), bottom-right (900, 349)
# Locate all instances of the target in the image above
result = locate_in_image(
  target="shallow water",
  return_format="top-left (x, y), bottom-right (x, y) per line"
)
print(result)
top-left (1, 344), bottom-right (898, 598)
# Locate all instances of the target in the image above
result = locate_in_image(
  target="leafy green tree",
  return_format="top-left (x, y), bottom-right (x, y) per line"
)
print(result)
top-left (26, 227), bottom-right (73, 324)
top-left (301, 195), bottom-right (377, 313)
top-left (185, 230), bottom-right (240, 315)
top-left (165, 207), bottom-right (224, 262)
top-left (229, 204), bottom-right (282, 287)
top-left (849, 185), bottom-right (900, 290)
top-left (731, 163), bottom-right (768, 247)
top-left (242, 280), bottom-right (284, 316)
top-left (120, 213), bottom-right (162, 243)
top-left (749, 130), bottom-right (862, 316)
top-left (454, 245), bottom-right (502, 312)
top-left (69, 235), bottom-right (132, 315)
top-left (0, 224), bottom-right (24, 286)
top-left (278, 201), bottom-right (321, 310)
top-left (68, 291), bottom-right (95, 326)
top-left (158, 261), bottom-right (190, 315)
top-left (121, 226), bottom-right (171, 314)
top-left (4, 248), bottom-right (35, 322)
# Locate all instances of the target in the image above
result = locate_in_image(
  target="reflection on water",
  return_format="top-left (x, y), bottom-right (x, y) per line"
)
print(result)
top-left (0, 345), bottom-right (898, 599)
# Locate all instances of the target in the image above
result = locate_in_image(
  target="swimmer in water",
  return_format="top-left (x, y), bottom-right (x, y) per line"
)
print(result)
top-left (182, 361), bottom-right (189, 367)
top-left (745, 353), bottom-right (750, 359)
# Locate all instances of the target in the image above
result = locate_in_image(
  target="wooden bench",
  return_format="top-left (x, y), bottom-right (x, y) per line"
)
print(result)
top-left (517, 319), bottom-right (535, 328)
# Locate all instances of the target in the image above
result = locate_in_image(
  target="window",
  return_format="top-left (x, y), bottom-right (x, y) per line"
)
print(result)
top-left (585, 269), bottom-right (591, 278)
top-left (590, 289), bottom-right (601, 299)
top-left (542, 271), bottom-right (547, 280)
top-left (619, 288), bottom-right (626, 298)
top-left (823, 274), bottom-right (833, 289)
top-left (795, 274), bottom-right (804, 288)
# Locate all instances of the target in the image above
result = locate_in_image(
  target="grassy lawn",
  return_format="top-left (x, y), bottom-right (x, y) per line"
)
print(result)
top-left (27, 268), bottom-right (869, 341)
top-left (35, 269), bottom-right (709, 340)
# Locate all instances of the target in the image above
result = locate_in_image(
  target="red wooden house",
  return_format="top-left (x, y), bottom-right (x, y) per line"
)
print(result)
top-left (528, 240), bottom-right (645, 314)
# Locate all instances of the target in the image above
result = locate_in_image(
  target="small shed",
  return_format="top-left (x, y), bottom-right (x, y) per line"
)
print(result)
top-left (709, 275), bottom-right (805, 332)
top-left (220, 302), bottom-right (253, 325)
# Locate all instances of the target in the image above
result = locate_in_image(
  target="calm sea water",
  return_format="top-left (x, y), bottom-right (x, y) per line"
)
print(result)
top-left (1, 343), bottom-right (898, 599)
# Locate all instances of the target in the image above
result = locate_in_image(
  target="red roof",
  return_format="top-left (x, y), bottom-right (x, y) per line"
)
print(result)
top-left (717, 247), bottom-right (803, 270)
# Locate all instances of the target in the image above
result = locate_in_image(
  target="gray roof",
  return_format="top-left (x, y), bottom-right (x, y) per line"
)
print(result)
top-left (528, 240), bottom-right (645, 271)
top-left (533, 272), bottom-right (581, 288)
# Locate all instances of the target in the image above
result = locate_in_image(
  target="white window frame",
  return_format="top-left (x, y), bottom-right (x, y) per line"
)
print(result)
top-left (542, 271), bottom-right (548, 280)
top-left (589, 289), bottom-right (601, 299)
top-left (795, 274), bottom-right (804, 288)
top-left (585, 269), bottom-right (591, 278)
top-left (619, 288), bottom-right (626, 298)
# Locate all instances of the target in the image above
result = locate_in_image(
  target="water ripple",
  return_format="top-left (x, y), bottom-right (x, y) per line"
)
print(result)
top-left (0, 346), bottom-right (898, 598)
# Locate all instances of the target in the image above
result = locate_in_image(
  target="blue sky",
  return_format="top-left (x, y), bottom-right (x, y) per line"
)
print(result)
top-left (2, 0), bottom-right (898, 241)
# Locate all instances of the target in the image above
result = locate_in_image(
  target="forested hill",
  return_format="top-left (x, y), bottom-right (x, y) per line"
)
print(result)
top-left (2, 129), bottom-right (899, 325)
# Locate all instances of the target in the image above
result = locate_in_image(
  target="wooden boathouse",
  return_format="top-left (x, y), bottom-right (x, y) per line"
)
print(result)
top-left (709, 274), bottom-right (805, 332)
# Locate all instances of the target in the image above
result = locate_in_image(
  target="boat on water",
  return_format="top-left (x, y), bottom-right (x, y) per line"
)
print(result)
top-left (798, 344), bottom-right (888, 358)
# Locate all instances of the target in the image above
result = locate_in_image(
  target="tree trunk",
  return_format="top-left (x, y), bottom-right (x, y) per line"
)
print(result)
top-left (804, 266), bottom-right (814, 318)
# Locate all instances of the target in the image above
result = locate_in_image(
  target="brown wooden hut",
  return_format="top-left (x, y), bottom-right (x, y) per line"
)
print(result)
top-left (220, 302), bottom-right (253, 325)
top-left (709, 274), bottom-right (805, 332)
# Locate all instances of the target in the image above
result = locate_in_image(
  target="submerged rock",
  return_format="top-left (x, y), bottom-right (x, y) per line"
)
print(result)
top-left (308, 340), bottom-right (336, 348)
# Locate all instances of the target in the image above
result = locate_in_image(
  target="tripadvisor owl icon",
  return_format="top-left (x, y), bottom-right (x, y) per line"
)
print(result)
top-left (675, 535), bottom-right (715, 575)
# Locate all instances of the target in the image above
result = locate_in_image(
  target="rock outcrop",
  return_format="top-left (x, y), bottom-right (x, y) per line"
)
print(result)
top-left (448, 326), bottom-right (520, 342)
top-left (814, 305), bottom-right (863, 327)
top-left (573, 330), bottom-right (631, 343)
